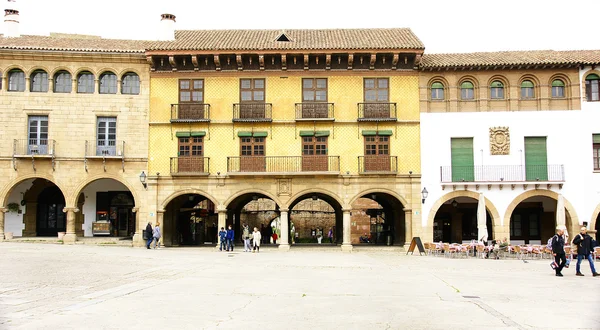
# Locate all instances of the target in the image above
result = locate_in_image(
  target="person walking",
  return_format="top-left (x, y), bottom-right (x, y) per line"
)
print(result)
top-left (328, 227), bottom-right (333, 244)
top-left (145, 222), bottom-right (153, 249)
top-left (573, 226), bottom-right (599, 277)
top-left (242, 224), bottom-right (251, 252)
top-left (551, 227), bottom-right (567, 277)
top-left (252, 227), bottom-right (262, 253)
top-left (272, 231), bottom-right (278, 245)
top-left (218, 227), bottom-right (227, 251)
top-left (152, 222), bottom-right (161, 249)
top-left (226, 225), bottom-right (235, 251)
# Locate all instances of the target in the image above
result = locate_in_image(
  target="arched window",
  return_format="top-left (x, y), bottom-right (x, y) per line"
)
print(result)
top-left (121, 72), bottom-right (140, 95)
top-left (30, 70), bottom-right (49, 92)
top-left (430, 82), bottom-right (444, 100)
top-left (77, 71), bottom-right (95, 94)
top-left (586, 74), bottom-right (600, 102)
top-left (99, 72), bottom-right (117, 94)
top-left (551, 79), bottom-right (565, 98)
top-left (520, 80), bottom-right (534, 99)
top-left (490, 80), bottom-right (504, 99)
top-left (53, 70), bottom-right (72, 93)
top-left (8, 69), bottom-right (25, 92)
top-left (460, 81), bottom-right (474, 100)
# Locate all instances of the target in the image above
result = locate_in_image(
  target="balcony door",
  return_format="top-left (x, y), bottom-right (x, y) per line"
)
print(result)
top-left (364, 135), bottom-right (390, 171)
top-left (363, 78), bottom-right (389, 118)
top-left (240, 137), bottom-right (265, 172)
top-left (97, 117), bottom-right (117, 156)
top-left (178, 136), bottom-right (204, 172)
top-left (302, 78), bottom-right (328, 118)
top-left (240, 79), bottom-right (265, 119)
top-left (524, 137), bottom-right (548, 181)
top-left (302, 135), bottom-right (328, 171)
top-left (179, 79), bottom-right (205, 120)
top-left (451, 138), bottom-right (474, 182)
top-left (28, 115), bottom-right (48, 155)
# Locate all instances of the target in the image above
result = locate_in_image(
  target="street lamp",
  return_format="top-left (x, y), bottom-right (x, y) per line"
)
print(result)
top-left (139, 171), bottom-right (147, 189)
top-left (421, 187), bottom-right (428, 204)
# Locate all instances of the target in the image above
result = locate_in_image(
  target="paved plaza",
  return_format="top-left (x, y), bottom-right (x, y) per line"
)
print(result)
top-left (0, 243), bottom-right (598, 330)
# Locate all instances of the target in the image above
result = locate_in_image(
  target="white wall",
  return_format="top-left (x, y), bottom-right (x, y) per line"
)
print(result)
top-left (80, 179), bottom-right (129, 237)
top-left (4, 180), bottom-right (33, 237)
top-left (580, 67), bottom-right (600, 227)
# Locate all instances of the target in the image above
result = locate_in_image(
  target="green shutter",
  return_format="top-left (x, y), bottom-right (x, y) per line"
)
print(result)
top-left (190, 131), bottom-right (206, 137)
top-left (299, 131), bottom-right (315, 137)
top-left (362, 130), bottom-right (377, 136)
top-left (451, 138), bottom-right (474, 182)
top-left (461, 81), bottom-right (474, 89)
top-left (551, 80), bottom-right (565, 87)
top-left (586, 74), bottom-right (600, 81)
top-left (490, 81), bottom-right (503, 88)
top-left (175, 132), bottom-right (191, 138)
top-left (525, 137), bottom-right (548, 181)
top-left (377, 130), bottom-right (393, 136)
top-left (431, 82), bottom-right (444, 89)
top-left (593, 134), bottom-right (600, 144)
top-left (253, 131), bottom-right (268, 137)
top-left (237, 131), bottom-right (252, 137)
top-left (521, 80), bottom-right (534, 88)
top-left (314, 131), bottom-right (330, 137)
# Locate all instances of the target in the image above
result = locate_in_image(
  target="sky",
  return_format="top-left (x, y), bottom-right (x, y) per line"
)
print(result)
top-left (3, 0), bottom-right (599, 53)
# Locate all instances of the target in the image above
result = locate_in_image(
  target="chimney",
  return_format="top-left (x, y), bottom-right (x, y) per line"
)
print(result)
top-left (4, 4), bottom-right (19, 38)
top-left (157, 13), bottom-right (175, 41)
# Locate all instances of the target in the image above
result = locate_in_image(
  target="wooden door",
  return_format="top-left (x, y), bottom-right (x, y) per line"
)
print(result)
top-left (364, 135), bottom-right (390, 171)
top-left (451, 138), bottom-right (474, 182)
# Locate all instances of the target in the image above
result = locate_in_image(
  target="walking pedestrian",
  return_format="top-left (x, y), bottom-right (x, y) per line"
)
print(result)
top-left (152, 222), bottom-right (161, 249)
top-left (272, 231), bottom-right (278, 245)
top-left (242, 223), bottom-right (251, 252)
top-left (552, 227), bottom-right (567, 277)
top-left (328, 227), bottom-right (333, 244)
top-left (252, 227), bottom-right (262, 253)
top-left (226, 225), bottom-right (235, 251)
top-left (218, 227), bottom-right (227, 251)
top-left (145, 222), bottom-right (153, 249)
top-left (573, 226), bottom-right (599, 277)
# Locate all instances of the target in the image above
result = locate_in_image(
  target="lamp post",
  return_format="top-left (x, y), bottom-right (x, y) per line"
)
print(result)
top-left (139, 171), bottom-right (147, 189)
top-left (421, 187), bottom-right (428, 204)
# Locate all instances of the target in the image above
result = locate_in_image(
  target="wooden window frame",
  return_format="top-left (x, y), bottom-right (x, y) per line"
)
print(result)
top-left (551, 79), bottom-right (565, 99)
top-left (461, 82), bottom-right (475, 100)
top-left (364, 78), bottom-right (389, 102)
top-left (178, 136), bottom-right (204, 157)
top-left (240, 78), bottom-right (265, 103)
top-left (240, 137), bottom-right (265, 156)
top-left (364, 135), bottom-right (390, 155)
top-left (490, 81), bottom-right (505, 100)
top-left (594, 143), bottom-right (600, 171)
top-left (586, 78), bottom-right (600, 102)
top-left (430, 83), bottom-right (445, 101)
top-left (302, 136), bottom-right (328, 155)
top-left (179, 79), bottom-right (204, 103)
top-left (302, 78), bottom-right (328, 102)
top-left (520, 81), bottom-right (535, 99)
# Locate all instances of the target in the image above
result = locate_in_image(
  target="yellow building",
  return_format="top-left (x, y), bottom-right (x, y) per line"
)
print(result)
top-left (146, 27), bottom-right (424, 250)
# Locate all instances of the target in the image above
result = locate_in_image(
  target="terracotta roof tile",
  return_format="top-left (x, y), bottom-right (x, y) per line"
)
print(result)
top-left (146, 28), bottom-right (425, 51)
top-left (0, 34), bottom-right (149, 53)
top-left (420, 50), bottom-right (600, 69)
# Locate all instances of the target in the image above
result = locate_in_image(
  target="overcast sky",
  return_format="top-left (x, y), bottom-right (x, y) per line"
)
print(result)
top-left (4, 0), bottom-right (599, 53)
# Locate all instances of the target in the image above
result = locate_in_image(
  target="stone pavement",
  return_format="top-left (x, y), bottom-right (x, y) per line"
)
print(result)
top-left (0, 243), bottom-right (598, 330)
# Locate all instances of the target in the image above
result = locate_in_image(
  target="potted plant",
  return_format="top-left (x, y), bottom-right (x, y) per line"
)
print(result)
top-left (6, 202), bottom-right (20, 213)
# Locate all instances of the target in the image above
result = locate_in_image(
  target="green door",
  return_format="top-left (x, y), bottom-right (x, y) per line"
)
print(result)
top-left (524, 137), bottom-right (548, 181)
top-left (451, 138), bottom-right (474, 182)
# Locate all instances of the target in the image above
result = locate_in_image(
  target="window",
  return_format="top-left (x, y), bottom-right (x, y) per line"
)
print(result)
top-left (585, 74), bottom-right (600, 102)
top-left (241, 137), bottom-right (265, 156)
top-left (8, 69), bottom-right (25, 92)
top-left (364, 78), bottom-right (389, 102)
top-left (364, 134), bottom-right (390, 171)
top-left (77, 71), bottom-right (95, 94)
top-left (490, 81), bottom-right (504, 99)
top-left (179, 136), bottom-right (203, 156)
top-left (53, 71), bottom-right (72, 93)
top-left (30, 70), bottom-right (49, 92)
top-left (430, 82), bottom-right (444, 100)
top-left (593, 134), bottom-right (600, 170)
top-left (121, 72), bottom-right (140, 95)
top-left (179, 79), bottom-right (204, 103)
top-left (460, 81), bottom-right (475, 100)
top-left (551, 79), bottom-right (565, 98)
top-left (240, 78), bottom-right (265, 102)
top-left (96, 117), bottom-right (117, 156)
top-left (28, 115), bottom-right (49, 155)
top-left (302, 136), bottom-right (328, 155)
top-left (520, 80), bottom-right (534, 99)
top-left (99, 72), bottom-right (117, 94)
top-left (302, 78), bottom-right (327, 102)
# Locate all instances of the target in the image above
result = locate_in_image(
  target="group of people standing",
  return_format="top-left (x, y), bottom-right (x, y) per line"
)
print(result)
top-left (551, 226), bottom-right (599, 277)
top-left (145, 222), bottom-right (161, 249)
top-left (219, 224), bottom-right (262, 252)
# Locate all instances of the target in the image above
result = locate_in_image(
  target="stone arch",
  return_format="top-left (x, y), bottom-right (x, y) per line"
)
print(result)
top-left (588, 203), bottom-right (600, 230)
top-left (457, 75), bottom-right (480, 89)
top-left (117, 69), bottom-right (143, 80)
top-left (348, 188), bottom-right (408, 209)
top-left (426, 190), bottom-right (501, 230)
top-left (26, 66), bottom-right (51, 77)
top-left (69, 174), bottom-right (140, 208)
top-left (1, 174), bottom-right (69, 207)
top-left (49, 67), bottom-right (74, 78)
top-left (74, 67), bottom-right (97, 78)
top-left (487, 75), bottom-right (510, 98)
top-left (98, 68), bottom-right (117, 76)
top-left (583, 69), bottom-right (600, 81)
top-left (3, 65), bottom-right (26, 75)
top-left (548, 73), bottom-right (572, 88)
top-left (504, 189), bottom-right (579, 233)
top-left (160, 188), bottom-right (219, 211)
top-left (224, 188), bottom-right (283, 209)
top-left (286, 188), bottom-right (344, 210)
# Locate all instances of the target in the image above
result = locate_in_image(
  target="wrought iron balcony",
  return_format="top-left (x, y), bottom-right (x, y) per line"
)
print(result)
top-left (357, 103), bottom-right (397, 121)
top-left (171, 103), bottom-right (210, 122)
top-left (358, 155), bottom-right (398, 173)
top-left (170, 156), bottom-right (210, 175)
top-left (440, 165), bottom-right (565, 183)
top-left (227, 156), bottom-right (340, 173)
top-left (233, 103), bottom-right (272, 122)
top-left (85, 140), bottom-right (124, 157)
top-left (13, 139), bottom-right (55, 157)
top-left (295, 103), bottom-right (334, 120)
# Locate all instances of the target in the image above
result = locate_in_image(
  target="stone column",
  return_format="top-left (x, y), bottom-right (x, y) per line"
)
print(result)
top-left (404, 208), bottom-right (413, 247)
top-left (0, 207), bottom-right (6, 240)
top-left (62, 207), bottom-right (79, 244)
top-left (156, 210), bottom-right (164, 246)
top-left (131, 207), bottom-right (143, 247)
top-left (341, 208), bottom-right (353, 252)
top-left (216, 207), bottom-right (227, 250)
top-left (279, 209), bottom-right (290, 251)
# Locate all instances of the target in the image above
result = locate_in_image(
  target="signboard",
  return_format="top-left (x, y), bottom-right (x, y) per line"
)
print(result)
top-left (406, 237), bottom-right (426, 255)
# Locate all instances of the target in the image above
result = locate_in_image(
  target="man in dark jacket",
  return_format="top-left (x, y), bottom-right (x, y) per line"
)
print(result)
top-left (226, 225), bottom-right (235, 251)
top-left (573, 227), bottom-right (599, 277)
top-left (145, 222), bottom-right (153, 249)
top-left (551, 227), bottom-right (567, 277)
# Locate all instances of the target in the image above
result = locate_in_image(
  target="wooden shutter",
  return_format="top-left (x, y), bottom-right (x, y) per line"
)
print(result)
top-left (524, 137), bottom-right (548, 181)
top-left (451, 138), bottom-right (474, 182)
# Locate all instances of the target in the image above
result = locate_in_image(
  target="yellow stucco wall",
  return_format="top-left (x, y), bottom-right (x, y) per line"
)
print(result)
top-left (149, 74), bottom-right (420, 175)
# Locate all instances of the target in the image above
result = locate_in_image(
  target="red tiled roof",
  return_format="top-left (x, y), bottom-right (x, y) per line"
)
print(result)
top-left (0, 34), bottom-right (149, 53)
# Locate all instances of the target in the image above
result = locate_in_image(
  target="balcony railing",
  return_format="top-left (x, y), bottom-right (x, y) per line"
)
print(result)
top-left (357, 103), bottom-right (397, 121)
top-left (85, 140), bottom-right (124, 157)
top-left (171, 103), bottom-right (210, 122)
top-left (440, 165), bottom-right (565, 183)
top-left (358, 155), bottom-right (398, 173)
top-left (170, 156), bottom-right (210, 174)
top-left (233, 103), bottom-right (272, 122)
top-left (227, 156), bottom-right (340, 173)
top-left (295, 103), bottom-right (334, 120)
top-left (13, 139), bottom-right (55, 156)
